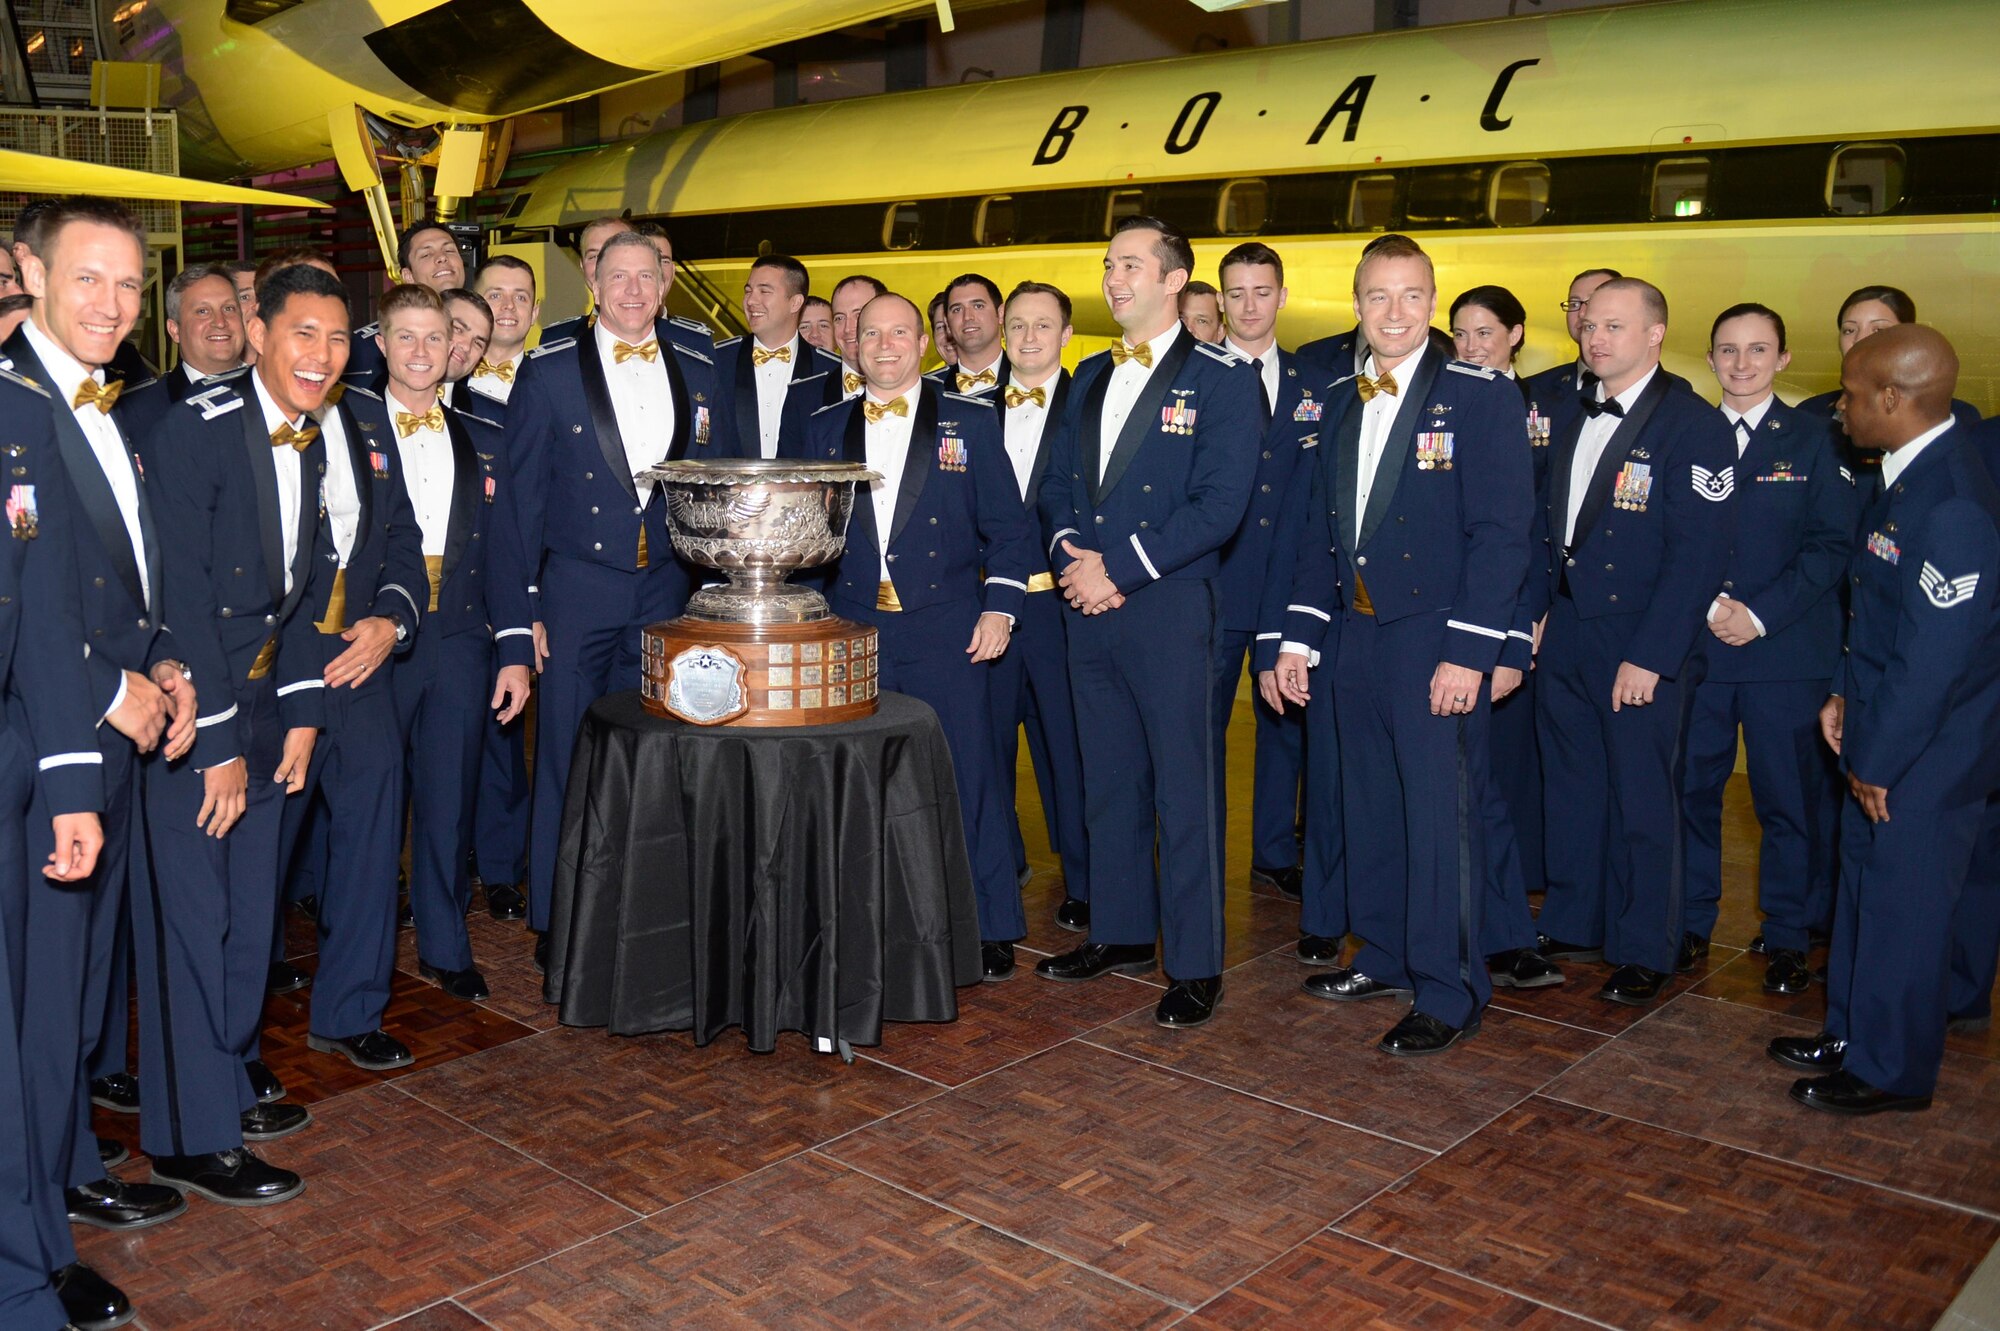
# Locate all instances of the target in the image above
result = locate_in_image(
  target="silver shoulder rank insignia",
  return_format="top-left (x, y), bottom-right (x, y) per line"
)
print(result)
top-left (0, 366), bottom-right (49, 399)
top-left (676, 346), bottom-right (714, 366)
top-left (1445, 361), bottom-right (1497, 380)
top-left (1920, 562), bottom-right (1979, 608)
top-left (528, 337), bottom-right (576, 358)
top-left (713, 335), bottom-right (743, 349)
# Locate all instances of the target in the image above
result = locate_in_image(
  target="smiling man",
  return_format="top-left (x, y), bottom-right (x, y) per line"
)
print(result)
top-left (926, 274), bottom-right (1007, 399)
top-left (437, 287), bottom-right (494, 411)
top-left (343, 223), bottom-right (468, 389)
top-left (119, 264), bottom-right (251, 439)
top-left (713, 255), bottom-right (836, 459)
top-left (467, 256), bottom-right (540, 425)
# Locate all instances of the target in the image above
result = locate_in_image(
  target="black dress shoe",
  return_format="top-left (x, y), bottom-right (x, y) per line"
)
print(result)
top-left (398, 899), bottom-right (415, 929)
top-left (151, 1147), bottom-right (303, 1207)
top-left (307, 1029), bottom-right (413, 1071)
top-left (1598, 964), bottom-right (1670, 1006)
top-left (1379, 1009), bottom-right (1479, 1057)
top-left (1763, 949), bottom-right (1813, 995)
top-left (65, 1177), bottom-right (187, 1231)
top-left (1252, 863), bottom-right (1304, 901)
top-left (980, 941), bottom-right (1017, 982)
top-left (266, 960), bottom-right (311, 995)
top-left (419, 960), bottom-right (492, 1000)
top-left (1790, 1069), bottom-right (1931, 1116)
top-left (1767, 1032), bottom-right (1846, 1072)
top-left (1535, 933), bottom-right (1603, 963)
top-left (97, 1138), bottom-right (127, 1169)
top-left (1302, 967), bottom-right (1410, 1001)
top-left (1675, 932), bottom-right (1710, 974)
top-left (1489, 948), bottom-right (1564, 989)
top-left (1747, 931), bottom-right (1767, 954)
top-left (1033, 942), bottom-right (1156, 981)
top-left (245, 1059), bottom-right (284, 1104)
top-left (52, 1262), bottom-right (132, 1331)
top-left (485, 882), bottom-right (527, 921)
top-left (1296, 933), bottom-right (1341, 965)
top-left (1155, 976), bottom-right (1222, 1028)
top-left (89, 1073), bottom-right (139, 1114)
top-left (294, 894), bottom-right (319, 922)
top-left (533, 931), bottom-right (550, 974)
top-left (1054, 897), bottom-right (1090, 933)
top-left (1947, 1012), bottom-right (1992, 1034)
top-left (241, 1101), bottom-right (312, 1141)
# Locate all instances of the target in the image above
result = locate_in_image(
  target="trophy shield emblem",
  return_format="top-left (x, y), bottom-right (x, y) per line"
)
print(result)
top-left (665, 645), bottom-right (751, 725)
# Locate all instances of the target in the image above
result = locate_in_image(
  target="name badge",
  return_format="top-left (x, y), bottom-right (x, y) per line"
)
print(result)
top-left (1416, 431), bottom-right (1454, 470)
top-left (1613, 461), bottom-right (1653, 512)
top-left (6, 483), bottom-right (37, 539)
top-left (937, 432), bottom-right (967, 472)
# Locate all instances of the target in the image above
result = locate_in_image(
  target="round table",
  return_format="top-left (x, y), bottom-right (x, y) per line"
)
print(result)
top-left (544, 689), bottom-right (982, 1055)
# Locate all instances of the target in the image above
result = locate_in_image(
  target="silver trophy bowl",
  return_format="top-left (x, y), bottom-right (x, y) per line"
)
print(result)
top-left (642, 458), bottom-right (880, 625)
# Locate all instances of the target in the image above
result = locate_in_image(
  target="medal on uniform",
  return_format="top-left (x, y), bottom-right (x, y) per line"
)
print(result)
top-left (1294, 394), bottom-right (1322, 422)
top-left (1416, 431), bottom-right (1454, 471)
top-left (1613, 461), bottom-right (1653, 511)
top-left (1161, 394), bottom-right (1195, 435)
top-left (369, 449), bottom-right (390, 479)
top-left (484, 475), bottom-right (496, 504)
top-left (6, 483), bottom-right (37, 539)
top-left (1866, 530), bottom-right (1901, 565)
top-left (695, 405), bottom-right (711, 446)
top-left (937, 431), bottom-right (967, 472)
top-left (1526, 405), bottom-right (1549, 447)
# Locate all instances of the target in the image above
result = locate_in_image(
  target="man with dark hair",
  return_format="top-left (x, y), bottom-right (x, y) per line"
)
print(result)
top-left (0, 291), bottom-right (29, 345)
top-left (0, 243), bottom-right (19, 296)
top-left (225, 259), bottom-right (259, 314)
top-left (800, 296), bottom-right (834, 353)
top-left (928, 292), bottom-right (959, 369)
top-left (1294, 234), bottom-right (1420, 377)
top-left (712, 255), bottom-right (835, 458)
top-left (467, 255), bottom-right (540, 426)
top-left (927, 274), bottom-right (1007, 399)
top-left (1177, 280), bottom-right (1224, 345)
top-left (778, 273), bottom-right (888, 450)
top-left (832, 274), bottom-right (889, 389)
top-left (344, 222), bottom-right (469, 389)
top-left (1529, 276), bottom-right (1736, 1006)
top-left (1034, 215), bottom-right (1260, 1028)
top-left (1521, 267), bottom-right (1622, 454)
top-left (538, 217), bottom-right (632, 347)
top-left (438, 287), bottom-right (494, 411)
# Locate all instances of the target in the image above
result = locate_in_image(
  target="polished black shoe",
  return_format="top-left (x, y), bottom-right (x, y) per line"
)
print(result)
top-left (1767, 1032), bottom-right (1846, 1072)
top-left (980, 941), bottom-right (1017, 982)
top-left (1054, 896), bottom-right (1090, 933)
top-left (419, 960), bottom-right (492, 1001)
top-left (1947, 1012), bottom-right (1992, 1034)
top-left (294, 894), bottom-right (319, 922)
top-left (1598, 964), bottom-right (1670, 1006)
top-left (1295, 933), bottom-right (1341, 965)
top-left (1675, 932), bottom-right (1710, 974)
top-left (65, 1177), bottom-right (187, 1231)
top-left (1303, 967), bottom-right (1410, 1002)
top-left (1791, 1069), bottom-right (1931, 1116)
top-left (1379, 1010), bottom-right (1479, 1057)
top-left (266, 960), bottom-right (311, 995)
top-left (1488, 948), bottom-right (1564, 989)
top-left (52, 1262), bottom-right (132, 1331)
top-left (485, 882), bottom-right (527, 921)
top-left (245, 1059), bottom-right (284, 1104)
top-left (1763, 948), bottom-right (1812, 995)
top-left (97, 1138), bottom-right (127, 1169)
top-left (1033, 942), bottom-right (1156, 981)
top-left (1535, 932), bottom-right (1603, 963)
top-left (533, 931), bottom-right (550, 974)
top-left (307, 1029), bottom-right (413, 1071)
top-left (89, 1073), bottom-right (139, 1114)
top-left (1747, 931), bottom-right (1767, 954)
top-left (1155, 976), bottom-right (1222, 1028)
top-left (1252, 863), bottom-right (1304, 901)
top-left (240, 1101), bottom-right (312, 1141)
top-left (398, 899), bottom-right (415, 929)
top-left (151, 1147), bottom-right (303, 1207)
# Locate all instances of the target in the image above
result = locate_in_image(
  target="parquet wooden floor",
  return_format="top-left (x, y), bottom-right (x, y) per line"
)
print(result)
top-left (75, 683), bottom-right (1999, 1329)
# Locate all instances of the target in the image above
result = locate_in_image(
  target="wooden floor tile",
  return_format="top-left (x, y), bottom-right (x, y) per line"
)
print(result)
top-left (1087, 952), bottom-right (1604, 1151)
top-left (1339, 1096), bottom-right (2000, 1330)
top-left (1181, 1231), bottom-right (1597, 1330)
top-left (1487, 950), bottom-right (1738, 1036)
top-left (393, 909), bottom-right (557, 1032)
top-left (79, 1086), bottom-right (631, 1331)
top-left (395, 1024), bottom-right (938, 1212)
top-left (825, 1041), bottom-right (1427, 1309)
top-left (862, 968), bottom-right (1158, 1087)
top-left (376, 1302), bottom-right (490, 1329)
top-left (1544, 994), bottom-right (2000, 1215)
top-left (461, 1153), bottom-right (1179, 1329)
top-left (1014, 879), bottom-right (1304, 979)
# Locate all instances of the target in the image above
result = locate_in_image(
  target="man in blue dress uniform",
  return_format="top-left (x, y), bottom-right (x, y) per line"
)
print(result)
top-left (1520, 267), bottom-right (1620, 449)
top-left (1771, 325), bottom-right (2000, 1114)
top-left (1032, 216), bottom-right (1259, 1028)
top-left (925, 274), bottom-right (1008, 401)
top-left (343, 222), bottom-right (467, 390)
top-left (712, 256), bottom-right (834, 459)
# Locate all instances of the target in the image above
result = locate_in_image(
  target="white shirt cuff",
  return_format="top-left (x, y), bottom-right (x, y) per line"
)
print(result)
top-left (98, 673), bottom-right (129, 727)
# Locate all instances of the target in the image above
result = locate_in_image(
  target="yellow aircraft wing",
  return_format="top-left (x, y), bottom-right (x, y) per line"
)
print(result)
top-left (0, 147), bottom-right (325, 208)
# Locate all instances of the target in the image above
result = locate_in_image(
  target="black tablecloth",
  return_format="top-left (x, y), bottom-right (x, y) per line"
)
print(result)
top-left (545, 689), bottom-right (982, 1052)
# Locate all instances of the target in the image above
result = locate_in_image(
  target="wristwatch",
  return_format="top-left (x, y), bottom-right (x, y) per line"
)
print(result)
top-left (383, 612), bottom-right (408, 644)
top-left (156, 658), bottom-right (193, 682)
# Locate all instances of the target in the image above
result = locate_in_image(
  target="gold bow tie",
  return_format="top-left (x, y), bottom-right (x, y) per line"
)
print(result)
top-left (1108, 341), bottom-right (1152, 369)
top-left (861, 397), bottom-right (909, 423)
top-left (72, 378), bottom-right (123, 414)
top-left (270, 421), bottom-right (318, 452)
top-left (473, 359), bottom-right (513, 383)
top-left (1356, 372), bottom-right (1400, 403)
top-left (1004, 386), bottom-right (1045, 409)
top-left (612, 339), bottom-right (659, 364)
top-left (751, 344), bottom-right (792, 366)
top-left (843, 371), bottom-right (864, 394)
top-left (956, 368), bottom-right (996, 391)
top-left (396, 406), bottom-right (445, 437)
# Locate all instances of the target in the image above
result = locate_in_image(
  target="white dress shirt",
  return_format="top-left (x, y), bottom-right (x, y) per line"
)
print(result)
top-left (318, 403), bottom-right (362, 567)
top-left (393, 407), bottom-right (453, 558)
top-left (249, 374), bottom-right (307, 594)
top-left (1355, 342), bottom-right (1427, 525)
top-left (750, 333), bottom-right (798, 459)
top-left (24, 320), bottom-right (150, 607)
top-left (595, 322), bottom-right (675, 505)
top-left (1225, 337), bottom-right (1279, 415)
top-left (1722, 394), bottom-right (1774, 458)
top-left (1001, 374), bottom-right (1055, 501)
top-left (954, 350), bottom-right (1003, 390)
top-left (1100, 325), bottom-right (1181, 483)
top-left (469, 351), bottom-right (521, 406)
top-left (182, 359), bottom-right (241, 387)
top-left (1881, 417), bottom-right (1955, 488)
top-left (863, 385), bottom-right (919, 580)
top-left (1565, 365), bottom-right (1658, 546)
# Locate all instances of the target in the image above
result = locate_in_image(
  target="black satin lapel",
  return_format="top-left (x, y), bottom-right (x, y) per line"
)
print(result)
top-left (1026, 370), bottom-right (1070, 501)
top-left (1080, 366), bottom-right (1111, 505)
top-left (111, 410), bottom-right (163, 612)
top-left (442, 411), bottom-right (477, 580)
top-left (889, 386), bottom-right (937, 547)
top-left (575, 337), bottom-right (638, 499)
top-left (842, 403), bottom-right (879, 556)
top-left (1569, 373), bottom-right (1672, 553)
top-left (1358, 353), bottom-right (1441, 550)
top-left (661, 344), bottom-right (693, 464)
top-left (1334, 392), bottom-right (1364, 555)
top-left (340, 401), bottom-right (373, 549)
top-left (239, 401), bottom-right (287, 611)
top-left (1099, 333), bottom-right (1194, 500)
top-left (731, 341), bottom-right (760, 457)
top-left (282, 433), bottom-right (325, 622)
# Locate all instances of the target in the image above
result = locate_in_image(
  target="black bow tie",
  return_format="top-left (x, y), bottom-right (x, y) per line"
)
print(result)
top-left (1579, 395), bottom-right (1625, 419)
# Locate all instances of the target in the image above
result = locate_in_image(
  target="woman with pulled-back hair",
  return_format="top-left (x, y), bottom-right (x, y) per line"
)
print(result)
top-left (1798, 285), bottom-right (1981, 477)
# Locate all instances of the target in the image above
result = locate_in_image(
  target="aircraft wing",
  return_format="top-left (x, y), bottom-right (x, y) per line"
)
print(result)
top-left (0, 147), bottom-right (325, 208)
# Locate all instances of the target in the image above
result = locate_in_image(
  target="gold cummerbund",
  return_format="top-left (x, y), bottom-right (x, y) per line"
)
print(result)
top-left (425, 555), bottom-right (444, 612)
top-left (315, 567), bottom-right (349, 635)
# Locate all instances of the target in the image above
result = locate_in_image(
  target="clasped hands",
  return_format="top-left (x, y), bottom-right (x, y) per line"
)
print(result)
top-left (1057, 541), bottom-right (1123, 615)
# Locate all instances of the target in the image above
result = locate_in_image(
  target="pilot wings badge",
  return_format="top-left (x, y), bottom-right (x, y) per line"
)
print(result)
top-left (1691, 465), bottom-right (1735, 502)
top-left (1919, 562), bottom-right (1979, 609)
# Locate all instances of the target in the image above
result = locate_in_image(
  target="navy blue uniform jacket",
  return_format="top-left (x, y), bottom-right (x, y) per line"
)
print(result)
top-left (1218, 348), bottom-right (1321, 634)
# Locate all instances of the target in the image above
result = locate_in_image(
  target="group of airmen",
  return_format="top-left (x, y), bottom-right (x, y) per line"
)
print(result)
top-left (0, 191), bottom-right (1994, 1330)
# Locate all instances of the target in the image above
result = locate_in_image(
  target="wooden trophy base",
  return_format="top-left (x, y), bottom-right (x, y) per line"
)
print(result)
top-left (641, 615), bottom-right (879, 727)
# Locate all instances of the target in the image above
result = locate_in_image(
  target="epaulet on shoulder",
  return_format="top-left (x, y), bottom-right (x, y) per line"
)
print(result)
top-left (809, 399), bottom-right (848, 418)
top-left (184, 380), bottom-right (243, 419)
top-left (1328, 371), bottom-right (1360, 389)
top-left (1194, 342), bottom-right (1243, 366)
top-left (672, 344), bottom-right (713, 366)
top-left (943, 390), bottom-right (993, 409)
top-left (713, 334), bottom-right (743, 349)
top-left (668, 315), bottom-right (711, 335)
top-left (811, 346), bottom-right (843, 366)
top-left (341, 384), bottom-right (382, 402)
top-left (124, 376), bottom-right (160, 394)
top-left (0, 365), bottom-right (50, 398)
top-left (457, 409), bottom-right (503, 430)
top-left (1446, 360), bottom-right (1498, 381)
top-left (793, 370), bottom-right (829, 386)
top-left (528, 337), bottom-right (575, 359)
top-left (353, 321), bottom-right (380, 337)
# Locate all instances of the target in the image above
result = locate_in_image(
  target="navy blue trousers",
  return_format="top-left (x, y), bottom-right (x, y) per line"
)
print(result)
top-left (394, 627), bottom-right (493, 973)
top-left (1949, 793), bottom-right (2000, 1024)
top-left (1334, 609), bottom-right (1490, 1030)
top-left (473, 674), bottom-right (530, 888)
top-left (987, 589), bottom-right (1089, 900)
top-left (1210, 629), bottom-right (1306, 873)
top-left (1298, 661), bottom-right (1347, 941)
top-left (1066, 580), bottom-right (1226, 979)
top-left (1479, 670), bottom-right (1540, 956)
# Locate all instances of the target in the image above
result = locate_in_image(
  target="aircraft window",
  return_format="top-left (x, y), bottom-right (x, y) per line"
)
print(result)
top-left (1827, 144), bottom-right (1906, 216)
top-left (1104, 189), bottom-right (1147, 237)
top-left (1347, 174), bottom-right (1399, 231)
top-left (883, 202), bottom-right (922, 251)
top-left (1490, 163), bottom-right (1550, 227)
top-left (1407, 167), bottom-right (1486, 225)
top-left (976, 196), bottom-right (1016, 247)
top-left (1218, 179), bottom-right (1269, 235)
top-left (1652, 157), bottom-right (1710, 220)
